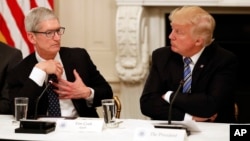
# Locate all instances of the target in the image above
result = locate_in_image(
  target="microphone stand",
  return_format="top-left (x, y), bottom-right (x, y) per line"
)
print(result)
top-left (168, 80), bottom-right (183, 124)
top-left (34, 80), bottom-right (52, 119)
top-left (34, 74), bottom-right (58, 119)
top-left (154, 80), bottom-right (191, 136)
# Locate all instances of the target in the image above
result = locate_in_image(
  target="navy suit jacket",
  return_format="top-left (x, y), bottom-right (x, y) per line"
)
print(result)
top-left (140, 41), bottom-right (239, 123)
top-left (7, 47), bottom-right (113, 118)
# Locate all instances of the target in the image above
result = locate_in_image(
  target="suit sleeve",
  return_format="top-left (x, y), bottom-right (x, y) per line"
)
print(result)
top-left (0, 49), bottom-right (22, 114)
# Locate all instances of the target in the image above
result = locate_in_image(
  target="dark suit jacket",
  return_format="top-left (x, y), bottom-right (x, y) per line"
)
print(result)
top-left (7, 47), bottom-right (113, 118)
top-left (140, 41), bottom-right (238, 123)
top-left (0, 42), bottom-right (22, 114)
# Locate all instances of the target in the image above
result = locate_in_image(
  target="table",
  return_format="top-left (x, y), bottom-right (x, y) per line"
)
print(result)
top-left (0, 115), bottom-right (229, 141)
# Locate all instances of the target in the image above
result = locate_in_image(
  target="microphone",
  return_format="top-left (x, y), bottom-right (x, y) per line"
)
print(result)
top-left (168, 80), bottom-right (184, 124)
top-left (34, 80), bottom-right (53, 119)
top-left (34, 74), bottom-right (58, 118)
top-left (154, 80), bottom-right (191, 136)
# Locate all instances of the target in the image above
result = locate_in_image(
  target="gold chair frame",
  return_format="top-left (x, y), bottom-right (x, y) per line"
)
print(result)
top-left (113, 96), bottom-right (121, 118)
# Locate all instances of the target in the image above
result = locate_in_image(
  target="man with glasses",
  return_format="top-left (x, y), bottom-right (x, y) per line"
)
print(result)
top-left (7, 7), bottom-right (113, 119)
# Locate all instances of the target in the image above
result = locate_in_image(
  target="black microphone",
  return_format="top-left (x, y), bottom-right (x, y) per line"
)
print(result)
top-left (168, 80), bottom-right (184, 124)
top-left (34, 80), bottom-right (53, 119)
top-left (34, 74), bottom-right (58, 119)
top-left (154, 80), bottom-right (190, 136)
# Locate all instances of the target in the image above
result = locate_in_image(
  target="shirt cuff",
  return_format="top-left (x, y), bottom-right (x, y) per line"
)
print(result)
top-left (184, 113), bottom-right (193, 121)
top-left (29, 67), bottom-right (46, 86)
top-left (85, 87), bottom-right (94, 107)
top-left (163, 91), bottom-right (173, 103)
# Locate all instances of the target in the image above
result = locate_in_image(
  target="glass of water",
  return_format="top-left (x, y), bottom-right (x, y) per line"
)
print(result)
top-left (14, 97), bottom-right (28, 123)
top-left (101, 99), bottom-right (118, 128)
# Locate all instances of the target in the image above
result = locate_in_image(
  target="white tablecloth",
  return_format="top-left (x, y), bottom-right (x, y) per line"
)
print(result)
top-left (0, 115), bottom-right (229, 141)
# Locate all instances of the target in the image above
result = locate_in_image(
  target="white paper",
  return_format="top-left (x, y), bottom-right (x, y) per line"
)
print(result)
top-left (134, 127), bottom-right (187, 141)
top-left (56, 118), bottom-right (104, 132)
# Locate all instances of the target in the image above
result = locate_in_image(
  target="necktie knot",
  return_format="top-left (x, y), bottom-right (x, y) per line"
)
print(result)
top-left (184, 57), bottom-right (192, 65)
top-left (48, 74), bottom-right (58, 83)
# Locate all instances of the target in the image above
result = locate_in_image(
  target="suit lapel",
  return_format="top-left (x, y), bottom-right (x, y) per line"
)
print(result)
top-left (59, 48), bottom-right (74, 82)
top-left (192, 43), bottom-right (215, 85)
top-left (167, 53), bottom-right (183, 83)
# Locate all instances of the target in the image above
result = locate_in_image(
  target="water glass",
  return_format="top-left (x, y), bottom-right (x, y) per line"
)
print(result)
top-left (14, 97), bottom-right (28, 121)
top-left (101, 99), bottom-right (118, 128)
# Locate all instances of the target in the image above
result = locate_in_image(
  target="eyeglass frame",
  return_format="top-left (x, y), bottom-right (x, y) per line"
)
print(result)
top-left (31, 27), bottom-right (65, 38)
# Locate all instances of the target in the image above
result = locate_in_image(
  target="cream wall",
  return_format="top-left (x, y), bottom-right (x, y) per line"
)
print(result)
top-left (54, 0), bottom-right (118, 84)
top-left (54, 0), bottom-right (119, 116)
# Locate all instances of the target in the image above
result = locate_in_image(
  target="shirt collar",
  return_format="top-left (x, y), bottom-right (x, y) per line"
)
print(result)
top-left (35, 52), bottom-right (60, 62)
top-left (184, 47), bottom-right (205, 65)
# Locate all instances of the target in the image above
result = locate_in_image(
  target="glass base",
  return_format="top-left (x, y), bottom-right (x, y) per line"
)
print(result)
top-left (105, 122), bottom-right (119, 128)
top-left (12, 120), bottom-right (20, 126)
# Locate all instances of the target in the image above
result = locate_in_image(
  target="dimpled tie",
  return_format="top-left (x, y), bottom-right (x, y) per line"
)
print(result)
top-left (47, 74), bottom-right (61, 117)
top-left (183, 57), bottom-right (192, 93)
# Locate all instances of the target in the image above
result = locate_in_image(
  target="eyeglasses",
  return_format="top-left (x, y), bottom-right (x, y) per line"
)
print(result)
top-left (32, 27), bottom-right (65, 38)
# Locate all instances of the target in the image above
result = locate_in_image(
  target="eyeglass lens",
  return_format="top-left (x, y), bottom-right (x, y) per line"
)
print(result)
top-left (47, 27), bottom-right (65, 38)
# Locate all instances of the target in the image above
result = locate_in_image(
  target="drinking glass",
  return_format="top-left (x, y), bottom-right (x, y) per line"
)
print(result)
top-left (101, 99), bottom-right (118, 128)
top-left (14, 97), bottom-right (28, 122)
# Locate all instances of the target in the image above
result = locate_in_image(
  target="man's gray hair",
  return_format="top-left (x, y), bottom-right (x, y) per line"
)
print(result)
top-left (25, 7), bottom-right (58, 32)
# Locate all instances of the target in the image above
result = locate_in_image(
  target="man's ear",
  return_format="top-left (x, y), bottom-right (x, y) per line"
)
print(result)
top-left (195, 37), bottom-right (204, 46)
top-left (26, 32), bottom-right (36, 44)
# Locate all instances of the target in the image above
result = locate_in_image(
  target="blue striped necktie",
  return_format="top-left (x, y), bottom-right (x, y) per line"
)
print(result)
top-left (183, 57), bottom-right (192, 93)
top-left (47, 74), bottom-right (61, 117)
